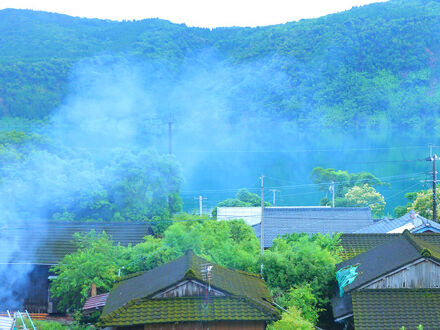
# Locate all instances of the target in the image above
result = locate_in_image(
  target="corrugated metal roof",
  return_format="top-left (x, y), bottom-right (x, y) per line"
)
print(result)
top-left (253, 207), bottom-right (373, 247)
top-left (83, 293), bottom-right (109, 311)
top-left (354, 213), bottom-right (440, 233)
top-left (0, 221), bottom-right (151, 265)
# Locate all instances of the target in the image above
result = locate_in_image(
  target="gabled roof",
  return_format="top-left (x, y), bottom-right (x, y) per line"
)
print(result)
top-left (339, 232), bottom-right (440, 260)
top-left (337, 231), bottom-right (440, 294)
top-left (352, 289), bottom-right (440, 330)
top-left (0, 221), bottom-right (151, 265)
top-left (355, 212), bottom-right (440, 234)
top-left (100, 250), bottom-right (278, 326)
top-left (253, 207), bottom-right (373, 248)
top-left (333, 231), bottom-right (440, 320)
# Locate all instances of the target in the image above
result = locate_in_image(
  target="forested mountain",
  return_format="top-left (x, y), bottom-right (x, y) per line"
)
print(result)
top-left (1, 0), bottom-right (440, 129)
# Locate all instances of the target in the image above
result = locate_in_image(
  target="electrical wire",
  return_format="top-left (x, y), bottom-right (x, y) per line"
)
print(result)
top-left (180, 172), bottom-right (427, 194)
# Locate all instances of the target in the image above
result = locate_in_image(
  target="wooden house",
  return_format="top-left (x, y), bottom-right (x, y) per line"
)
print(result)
top-left (332, 230), bottom-right (440, 329)
top-left (0, 221), bottom-right (150, 313)
top-left (98, 250), bottom-right (279, 329)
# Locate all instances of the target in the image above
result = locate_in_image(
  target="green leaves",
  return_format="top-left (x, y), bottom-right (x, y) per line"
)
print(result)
top-left (50, 231), bottom-right (128, 312)
top-left (344, 184), bottom-right (386, 218)
top-left (50, 216), bottom-right (260, 313)
top-left (262, 233), bottom-right (341, 308)
top-left (311, 167), bottom-right (386, 216)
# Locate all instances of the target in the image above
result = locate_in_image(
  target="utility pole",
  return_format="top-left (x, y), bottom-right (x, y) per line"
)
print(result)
top-left (168, 121), bottom-right (173, 155)
top-left (259, 175), bottom-right (265, 276)
top-left (427, 145), bottom-right (438, 222)
top-left (329, 181), bottom-right (335, 208)
top-left (269, 189), bottom-right (280, 206)
top-left (434, 156), bottom-right (437, 222)
top-left (194, 195), bottom-right (207, 216)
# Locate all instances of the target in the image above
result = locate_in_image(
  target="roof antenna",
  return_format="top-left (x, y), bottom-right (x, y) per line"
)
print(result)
top-left (201, 263), bottom-right (213, 306)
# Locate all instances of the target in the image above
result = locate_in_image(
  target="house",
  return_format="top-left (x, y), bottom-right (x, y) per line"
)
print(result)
top-left (355, 210), bottom-right (440, 234)
top-left (332, 230), bottom-right (440, 329)
top-left (0, 221), bottom-right (150, 313)
top-left (252, 207), bottom-right (373, 248)
top-left (99, 250), bottom-right (279, 330)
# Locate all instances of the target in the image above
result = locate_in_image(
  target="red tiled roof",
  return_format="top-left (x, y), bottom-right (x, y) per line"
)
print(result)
top-left (83, 293), bottom-right (109, 311)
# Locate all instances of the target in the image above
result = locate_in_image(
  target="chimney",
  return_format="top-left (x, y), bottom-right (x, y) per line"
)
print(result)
top-left (91, 283), bottom-right (97, 297)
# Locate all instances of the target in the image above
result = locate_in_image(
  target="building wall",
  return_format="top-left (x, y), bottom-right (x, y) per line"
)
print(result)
top-left (217, 207), bottom-right (261, 226)
top-left (152, 280), bottom-right (225, 298)
top-left (365, 259), bottom-right (440, 289)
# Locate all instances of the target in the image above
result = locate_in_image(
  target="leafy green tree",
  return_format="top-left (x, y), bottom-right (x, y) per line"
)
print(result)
top-left (275, 284), bottom-right (319, 324)
top-left (267, 306), bottom-right (314, 330)
top-left (394, 191), bottom-right (419, 217)
top-left (49, 151), bottom-right (182, 236)
top-left (261, 233), bottom-right (341, 308)
top-left (161, 216), bottom-right (260, 272)
top-left (50, 215), bottom-right (261, 313)
top-left (344, 184), bottom-right (386, 218)
top-left (50, 231), bottom-right (130, 312)
top-left (311, 167), bottom-right (386, 207)
top-left (409, 189), bottom-right (440, 220)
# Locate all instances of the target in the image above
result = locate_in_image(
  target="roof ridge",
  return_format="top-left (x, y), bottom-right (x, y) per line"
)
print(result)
top-left (404, 230), bottom-right (440, 260)
top-left (189, 252), bottom-right (261, 279)
top-left (115, 270), bottom-right (146, 283)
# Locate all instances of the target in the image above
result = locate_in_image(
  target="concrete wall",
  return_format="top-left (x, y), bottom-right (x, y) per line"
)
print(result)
top-left (217, 207), bottom-right (261, 226)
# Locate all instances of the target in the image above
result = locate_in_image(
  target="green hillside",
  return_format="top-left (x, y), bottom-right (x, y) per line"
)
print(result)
top-left (1, 0), bottom-right (440, 129)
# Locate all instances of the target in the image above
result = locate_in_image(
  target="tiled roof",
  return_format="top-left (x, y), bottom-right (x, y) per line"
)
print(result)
top-left (100, 251), bottom-right (278, 326)
top-left (253, 207), bottom-right (373, 248)
top-left (333, 231), bottom-right (440, 320)
top-left (83, 293), bottom-right (109, 311)
top-left (339, 233), bottom-right (440, 260)
top-left (0, 221), bottom-right (151, 265)
top-left (352, 289), bottom-right (440, 330)
top-left (355, 213), bottom-right (440, 233)
top-left (100, 296), bottom-right (275, 326)
top-left (337, 231), bottom-right (440, 294)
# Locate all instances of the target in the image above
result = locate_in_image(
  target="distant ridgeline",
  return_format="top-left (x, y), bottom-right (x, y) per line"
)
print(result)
top-left (1, 0), bottom-right (440, 129)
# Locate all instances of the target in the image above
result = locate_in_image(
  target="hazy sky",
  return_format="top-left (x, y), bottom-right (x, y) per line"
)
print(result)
top-left (1, 0), bottom-right (387, 27)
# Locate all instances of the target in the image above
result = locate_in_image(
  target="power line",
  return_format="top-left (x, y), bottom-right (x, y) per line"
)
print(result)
top-left (180, 172), bottom-right (426, 194)
top-left (173, 145), bottom-right (430, 153)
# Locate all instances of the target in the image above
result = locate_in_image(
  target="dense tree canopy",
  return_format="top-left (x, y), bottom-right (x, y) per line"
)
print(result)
top-left (261, 233), bottom-right (342, 308)
top-left (50, 216), bottom-right (261, 311)
top-left (1, 0), bottom-right (440, 131)
top-left (51, 216), bottom-right (343, 330)
top-left (344, 184), bottom-right (386, 218)
top-left (311, 167), bottom-right (386, 215)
